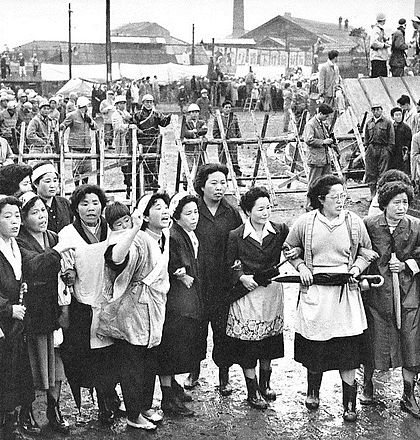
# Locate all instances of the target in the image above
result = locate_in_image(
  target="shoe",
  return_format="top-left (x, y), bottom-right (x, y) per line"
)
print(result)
top-left (219, 367), bottom-right (233, 396)
top-left (184, 370), bottom-right (200, 390)
top-left (20, 404), bottom-right (41, 435)
top-left (244, 376), bottom-right (268, 410)
top-left (46, 395), bottom-right (70, 434)
top-left (305, 371), bottom-right (323, 411)
top-left (161, 386), bottom-right (195, 417)
top-left (142, 409), bottom-right (164, 423)
top-left (126, 414), bottom-right (156, 430)
top-left (359, 376), bottom-right (374, 406)
top-left (172, 377), bottom-right (193, 402)
top-left (4, 411), bottom-right (20, 440)
top-left (400, 379), bottom-right (420, 419)
top-left (110, 390), bottom-right (126, 418)
top-left (342, 381), bottom-right (358, 422)
top-left (259, 367), bottom-right (276, 401)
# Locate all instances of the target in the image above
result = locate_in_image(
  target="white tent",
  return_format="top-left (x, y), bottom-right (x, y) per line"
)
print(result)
top-left (55, 77), bottom-right (96, 97)
top-left (42, 62), bottom-right (208, 84)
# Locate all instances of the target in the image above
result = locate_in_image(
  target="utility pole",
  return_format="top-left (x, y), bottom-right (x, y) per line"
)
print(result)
top-left (191, 23), bottom-right (195, 65)
top-left (105, 0), bottom-right (112, 86)
top-left (68, 3), bottom-right (72, 79)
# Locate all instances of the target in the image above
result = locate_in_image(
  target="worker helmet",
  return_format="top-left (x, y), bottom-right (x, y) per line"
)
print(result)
top-left (142, 94), bottom-right (154, 102)
top-left (187, 103), bottom-right (200, 112)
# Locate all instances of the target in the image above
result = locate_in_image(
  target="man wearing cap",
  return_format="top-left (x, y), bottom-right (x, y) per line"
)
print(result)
top-left (411, 16), bottom-right (420, 62)
top-left (132, 93), bottom-right (171, 192)
top-left (60, 97), bottom-right (97, 185)
top-left (17, 102), bottom-right (34, 139)
top-left (370, 13), bottom-right (390, 77)
top-left (0, 93), bottom-right (8, 111)
top-left (0, 100), bottom-right (18, 153)
top-left (390, 19), bottom-right (408, 77)
top-left (26, 100), bottom-right (54, 160)
top-left (112, 95), bottom-right (133, 197)
top-left (100, 90), bottom-right (115, 149)
top-left (364, 104), bottom-right (395, 198)
top-left (196, 89), bottom-right (212, 123)
top-left (303, 103), bottom-right (335, 209)
top-left (182, 103), bottom-right (208, 171)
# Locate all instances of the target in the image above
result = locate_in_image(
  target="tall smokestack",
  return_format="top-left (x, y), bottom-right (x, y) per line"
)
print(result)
top-left (416, 0), bottom-right (420, 16)
top-left (232, 0), bottom-right (245, 38)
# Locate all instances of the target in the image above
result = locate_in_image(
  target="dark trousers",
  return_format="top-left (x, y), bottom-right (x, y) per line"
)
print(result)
top-left (218, 142), bottom-right (241, 176)
top-left (391, 66), bottom-right (405, 77)
top-left (365, 144), bottom-right (389, 190)
top-left (306, 164), bottom-right (331, 208)
top-left (118, 341), bottom-right (157, 420)
top-left (371, 60), bottom-right (388, 78)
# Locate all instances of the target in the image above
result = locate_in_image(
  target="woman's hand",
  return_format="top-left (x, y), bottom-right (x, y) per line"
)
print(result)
top-left (284, 246), bottom-right (301, 260)
top-left (61, 269), bottom-right (76, 286)
top-left (348, 266), bottom-right (361, 283)
top-left (240, 274), bottom-right (259, 292)
top-left (12, 305), bottom-right (26, 320)
top-left (389, 257), bottom-right (405, 273)
top-left (179, 274), bottom-right (194, 289)
top-left (297, 263), bottom-right (313, 287)
top-left (131, 209), bottom-right (143, 230)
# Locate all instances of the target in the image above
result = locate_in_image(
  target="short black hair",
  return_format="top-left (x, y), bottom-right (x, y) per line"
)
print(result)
top-left (105, 201), bottom-right (130, 228)
top-left (318, 103), bottom-right (334, 115)
top-left (139, 192), bottom-right (170, 230)
top-left (21, 195), bottom-right (43, 220)
top-left (378, 181), bottom-right (414, 211)
top-left (308, 174), bottom-right (344, 210)
top-left (239, 186), bottom-right (270, 214)
top-left (377, 169), bottom-right (411, 190)
top-left (0, 164), bottom-right (32, 196)
top-left (391, 106), bottom-right (403, 117)
top-left (70, 184), bottom-right (107, 218)
top-left (222, 100), bottom-right (232, 107)
top-left (328, 50), bottom-right (339, 60)
top-left (194, 163), bottom-right (229, 197)
top-left (297, 81), bottom-right (302, 88)
top-left (0, 196), bottom-right (21, 215)
top-left (172, 194), bottom-right (199, 220)
top-left (397, 94), bottom-right (410, 106)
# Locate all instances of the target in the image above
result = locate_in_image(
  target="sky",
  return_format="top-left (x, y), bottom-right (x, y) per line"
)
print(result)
top-left (1, 0), bottom-right (417, 49)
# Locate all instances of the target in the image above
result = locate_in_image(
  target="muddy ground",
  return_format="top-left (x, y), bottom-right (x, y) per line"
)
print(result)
top-left (23, 107), bottom-right (420, 440)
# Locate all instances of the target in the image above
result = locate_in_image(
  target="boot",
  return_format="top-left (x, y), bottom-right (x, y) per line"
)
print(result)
top-left (400, 379), bottom-right (420, 419)
top-left (219, 367), bottom-right (233, 396)
top-left (342, 381), bottom-right (357, 422)
top-left (96, 391), bottom-right (115, 426)
top-left (259, 367), bottom-right (276, 401)
top-left (19, 404), bottom-right (41, 435)
top-left (161, 386), bottom-right (195, 417)
top-left (244, 376), bottom-right (268, 410)
top-left (184, 368), bottom-right (200, 390)
top-left (110, 389), bottom-right (126, 418)
top-left (359, 375), bottom-right (374, 405)
top-left (172, 377), bottom-right (193, 402)
top-left (3, 411), bottom-right (20, 440)
top-left (305, 371), bottom-right (323, 410)
top-left (47, 394), bottom-right (70, 434)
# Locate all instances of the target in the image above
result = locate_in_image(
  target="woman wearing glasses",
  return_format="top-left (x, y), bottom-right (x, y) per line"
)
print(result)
top-left (285, 175), bottom-right (376, 422)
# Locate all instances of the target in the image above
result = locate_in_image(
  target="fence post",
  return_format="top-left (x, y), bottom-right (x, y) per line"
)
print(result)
top-left (18, 122), bottom-right (25, 163)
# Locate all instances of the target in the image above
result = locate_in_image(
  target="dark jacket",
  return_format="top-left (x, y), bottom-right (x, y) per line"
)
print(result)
top-left (389, 121), bottom-right (412, 172)
top-left (182, 118), bottom-right (208, 139)
top-left (195, 197), bottom-right (242, 310)
top-left (364, 116), bottom-right (395, 150)
top-left (17, 228), bottom-right (61, 335)
top-left (133, 107), bottom-right (171, 146)
top-left (42, 195), bottom-right (73, 233)
top-left (390, 26), bottom-right (408, 68)
top-left (213, 112), bottom-right (241, 141)
top-left (226, 221), bottom-right (289, 303)
top-left (167, 222), bottom-right (203, 320)
top-left (364, 214), bottom-right (420, 368)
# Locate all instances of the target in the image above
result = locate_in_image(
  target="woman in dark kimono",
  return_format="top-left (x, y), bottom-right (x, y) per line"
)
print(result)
top-left (363, 181), bottom-right (420, 419)
top-left (157, 193), bottom-right (204, 417)
top-left (225, 187), bottom-right (289, 410)
top-left (17, 192), bottom-right (72, 433)
top-left (0, 196), bottom-right (35, 440)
